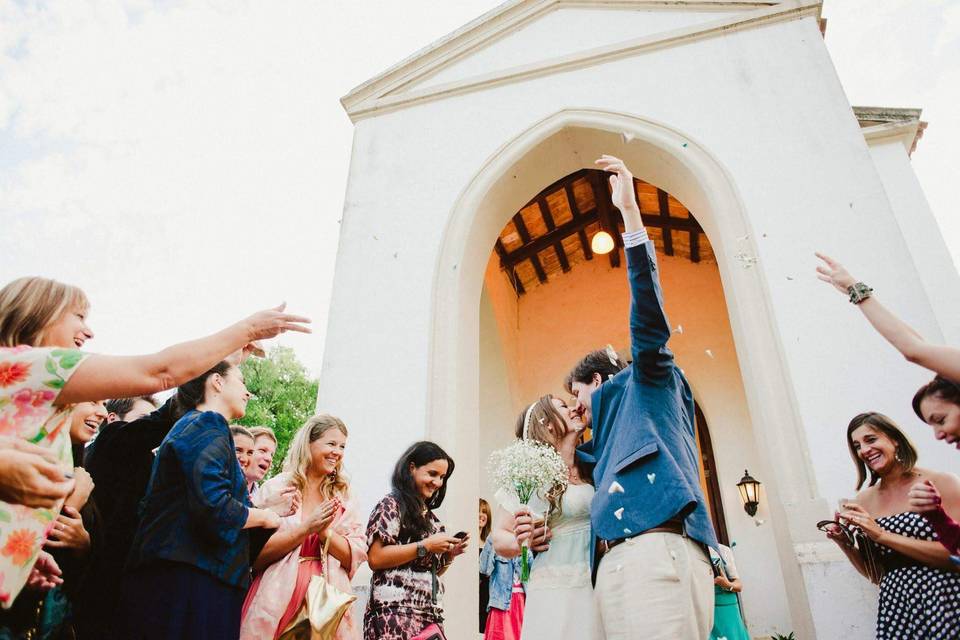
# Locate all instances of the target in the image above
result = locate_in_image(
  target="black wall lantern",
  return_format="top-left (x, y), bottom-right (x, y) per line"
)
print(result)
top-left (737, 469), bottom-right (762, 517)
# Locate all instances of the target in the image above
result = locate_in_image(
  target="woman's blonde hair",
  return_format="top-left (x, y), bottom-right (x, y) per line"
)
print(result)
top-left (0, 277), bottom-right (89, 347)
top-left (283, 414), bottom-right (350, 501)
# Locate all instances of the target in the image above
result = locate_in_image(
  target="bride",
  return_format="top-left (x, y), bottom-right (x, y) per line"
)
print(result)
top-left (491, 395), bottom-right (604, 640)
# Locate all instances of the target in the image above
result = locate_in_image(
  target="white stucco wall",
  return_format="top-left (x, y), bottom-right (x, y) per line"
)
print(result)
top-left (324, 6), bottom-right (958, 637)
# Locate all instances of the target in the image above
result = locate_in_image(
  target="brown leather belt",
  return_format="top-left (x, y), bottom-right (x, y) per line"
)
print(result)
top-left (597, 520), bottom-right (684, 562)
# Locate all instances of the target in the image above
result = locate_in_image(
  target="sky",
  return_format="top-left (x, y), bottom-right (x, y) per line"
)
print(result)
top-left (0, 0), bottom-right (957, 375)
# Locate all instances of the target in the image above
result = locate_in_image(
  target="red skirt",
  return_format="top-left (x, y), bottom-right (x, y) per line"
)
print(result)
top-left (483, 584), bottom-right (525, 640)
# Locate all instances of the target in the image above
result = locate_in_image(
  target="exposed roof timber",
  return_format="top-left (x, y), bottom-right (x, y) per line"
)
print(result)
top-left (341, 0), bottom-right (823, 121)
top-left (853, 106), bottom-right (926, 155)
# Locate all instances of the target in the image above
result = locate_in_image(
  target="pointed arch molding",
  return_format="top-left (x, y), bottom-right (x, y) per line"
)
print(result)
top-left (341, 0), bottom-right (823, 121)
top-left (426, 108), bottom-right (822, 635)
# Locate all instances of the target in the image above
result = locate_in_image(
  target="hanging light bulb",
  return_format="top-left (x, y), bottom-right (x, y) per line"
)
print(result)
top-left (591, 231), bottom-right (615, 255)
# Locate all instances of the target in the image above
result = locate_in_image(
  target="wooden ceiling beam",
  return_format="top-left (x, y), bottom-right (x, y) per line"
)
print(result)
top-left (564, 182), bottom-right (593, 261)
top-left (500, 209), bottom-right (598, 267)
top-left (537, 197), bottom-right (571, 273)
top-left (588, 171), bottom-right (621, 268)
top-left (512, 214), bottom-right (548, 283)
top-left (656, 188), bottom-right (674, 257)
top-left (495, 239), bottom-right (525, 295)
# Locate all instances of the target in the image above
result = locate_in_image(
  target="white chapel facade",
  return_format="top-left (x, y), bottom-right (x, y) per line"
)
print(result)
top-left (319, 1), bottom-right (960, 637)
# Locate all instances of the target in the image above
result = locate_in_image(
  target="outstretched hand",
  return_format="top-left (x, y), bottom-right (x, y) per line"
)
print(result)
top-left (815, 253), bottom-right (857, 295)
top-left (595, 155), bottom-right (639, 218)
top-left (245, 303), bottom-right (312, 342)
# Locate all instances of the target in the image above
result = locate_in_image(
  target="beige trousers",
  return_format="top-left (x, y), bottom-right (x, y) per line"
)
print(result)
top-left (594, 532), bottom-right (714, 640)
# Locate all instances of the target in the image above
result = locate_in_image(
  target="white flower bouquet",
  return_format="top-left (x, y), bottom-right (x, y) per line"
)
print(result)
top-left (487, 439), bottom-right (568, 581)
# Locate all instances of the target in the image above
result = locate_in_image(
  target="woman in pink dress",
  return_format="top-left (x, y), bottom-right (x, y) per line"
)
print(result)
top-left (241, 414), bottom-right (367, 640)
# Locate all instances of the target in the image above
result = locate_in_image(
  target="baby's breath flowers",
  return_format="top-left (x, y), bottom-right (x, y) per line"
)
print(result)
top-left (488, 439), bottom-right (568, 581)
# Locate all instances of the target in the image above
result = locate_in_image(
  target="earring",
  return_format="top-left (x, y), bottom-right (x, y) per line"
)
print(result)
top-left (895, 448), bottom-right (904, 463)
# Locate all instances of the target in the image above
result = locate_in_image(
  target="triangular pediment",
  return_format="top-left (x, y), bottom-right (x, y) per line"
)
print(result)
top-left (342, 0), bottom-right (823, 121)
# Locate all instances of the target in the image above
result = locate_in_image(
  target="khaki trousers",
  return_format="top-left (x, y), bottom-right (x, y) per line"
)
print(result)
top-left (594, 532), bottom-right (714, 640)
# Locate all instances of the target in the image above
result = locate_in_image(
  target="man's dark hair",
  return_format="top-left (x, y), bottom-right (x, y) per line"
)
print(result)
top-left (564, 349), bottom-right (628, 394)
top-left (912, 375), bottom-right (960, 421)
top-left (105, 395), bottom-right (159, 421)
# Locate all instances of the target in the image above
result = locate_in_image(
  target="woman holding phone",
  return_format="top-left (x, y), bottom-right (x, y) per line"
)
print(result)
top-left (364, 441), bottom-right (466, 640)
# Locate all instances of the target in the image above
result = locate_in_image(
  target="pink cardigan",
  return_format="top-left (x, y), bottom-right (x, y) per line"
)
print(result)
top-left (240, 474), bottom-right (368, 640)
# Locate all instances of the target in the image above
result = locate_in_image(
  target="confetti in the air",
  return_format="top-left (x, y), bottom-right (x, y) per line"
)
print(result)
top-left (614, 507), bottom-right (624, 520)
top-left (673, 325), bottom-right (683, 334)
top-left (624, 528), bottom-right (632, 534)
top-left (705, 349), bottom-right (714, 359)
top-left (734, 251), bottom-right (758, 269)
top-left (608, 481), bottom-right (625, 494)
top-left (622, 131), bottom-right (635, 143)
top-left (647, 473), bottom-right (656, 484)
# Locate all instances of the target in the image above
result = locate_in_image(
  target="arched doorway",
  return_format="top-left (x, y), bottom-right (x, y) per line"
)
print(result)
top-left (477, 166), bottom-right (730, 546)
top-left (430, 110), bottom-right (819, 637)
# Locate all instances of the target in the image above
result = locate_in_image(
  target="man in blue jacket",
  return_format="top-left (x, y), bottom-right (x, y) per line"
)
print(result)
top-left (570, 155), bottom-right (718, 639)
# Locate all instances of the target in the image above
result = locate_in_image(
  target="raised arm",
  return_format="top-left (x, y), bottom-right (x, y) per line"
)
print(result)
top-left (816, 253), bottom-right (960, 381)
top-left (595, 156), bottom-right (672, 375)
top-left (56, 304), bottom-right (310, 405)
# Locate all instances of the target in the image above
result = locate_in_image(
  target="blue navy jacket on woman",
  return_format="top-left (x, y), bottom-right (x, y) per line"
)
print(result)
top-left (576, 239), bottom-right (718, 582)
top-left (126, 409), bottom-right (252, 588)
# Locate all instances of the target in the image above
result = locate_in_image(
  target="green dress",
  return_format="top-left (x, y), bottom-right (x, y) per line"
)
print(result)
top-left (709, 546), bottom-right (750, 640)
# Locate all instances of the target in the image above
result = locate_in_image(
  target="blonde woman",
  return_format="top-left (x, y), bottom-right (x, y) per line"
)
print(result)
top-left (491, 395), bottom-right (603, 640)
top-left (240, 415), bottom-right (367, 640)
top-left (0, 276), bottom-right (309, 607)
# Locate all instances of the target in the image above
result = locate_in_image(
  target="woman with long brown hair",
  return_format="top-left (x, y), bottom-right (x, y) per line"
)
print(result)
top-left (240, 415), bottom-right (367, 640)
top-left (823, 412), bottom-right (960, 639)
top-left (490, 394), bottom-right (602, 640)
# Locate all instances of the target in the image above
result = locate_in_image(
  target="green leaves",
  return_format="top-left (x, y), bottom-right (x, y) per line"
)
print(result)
top-left (236, 346), bottom-right (319, 476)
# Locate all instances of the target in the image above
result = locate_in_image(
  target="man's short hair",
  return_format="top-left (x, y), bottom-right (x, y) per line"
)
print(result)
top-left (248, 426), bottom-right (277, 444)
top-left (104, 395), bottom-right (158, 421)
top-left (564, 349), bottom-right (628, 394)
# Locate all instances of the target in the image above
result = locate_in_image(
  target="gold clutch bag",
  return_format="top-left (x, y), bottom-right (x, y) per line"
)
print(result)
top-left (279, 533), bottom-right (358, 640)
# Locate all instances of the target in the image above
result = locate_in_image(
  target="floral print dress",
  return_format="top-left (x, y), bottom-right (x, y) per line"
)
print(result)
top-left (0, 346), bottom-right (87, 608)
top-left (363, 494), bottom-right (445, 640)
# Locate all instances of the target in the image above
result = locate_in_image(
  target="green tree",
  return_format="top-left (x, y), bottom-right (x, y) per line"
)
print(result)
top-left (237, 345), bottom-right (319, 475)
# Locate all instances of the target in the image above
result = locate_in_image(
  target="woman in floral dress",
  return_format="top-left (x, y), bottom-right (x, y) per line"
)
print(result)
top-left (0, 276), bottom-right (309, 608)
top-left (364, 441), bottom-right (468, 640)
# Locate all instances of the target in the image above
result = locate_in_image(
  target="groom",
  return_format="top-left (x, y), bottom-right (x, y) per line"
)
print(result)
top-left (571, 155), bottom-right (718, 639)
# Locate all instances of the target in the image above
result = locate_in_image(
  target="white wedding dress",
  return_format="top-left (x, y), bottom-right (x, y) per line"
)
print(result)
top-left (520, 483), bottom-right (604, 639)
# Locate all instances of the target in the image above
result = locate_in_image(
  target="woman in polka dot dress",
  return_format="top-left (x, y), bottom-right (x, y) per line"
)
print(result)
top-left (824, 413), bottom-right (960, 639)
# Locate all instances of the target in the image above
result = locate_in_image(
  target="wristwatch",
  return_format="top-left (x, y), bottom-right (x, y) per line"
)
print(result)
top-left (416, 542), bottom-right (427, 558)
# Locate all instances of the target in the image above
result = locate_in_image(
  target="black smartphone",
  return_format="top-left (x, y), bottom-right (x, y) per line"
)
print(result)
top-left (453, 531), bottom-right (468, 539)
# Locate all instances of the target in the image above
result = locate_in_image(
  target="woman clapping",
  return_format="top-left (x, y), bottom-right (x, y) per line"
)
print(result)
top-left (241, 415), bottom-right (367, 640)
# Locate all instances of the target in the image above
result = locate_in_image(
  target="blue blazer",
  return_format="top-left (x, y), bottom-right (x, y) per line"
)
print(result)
top-left (577, 241), bottom-right (718, 581)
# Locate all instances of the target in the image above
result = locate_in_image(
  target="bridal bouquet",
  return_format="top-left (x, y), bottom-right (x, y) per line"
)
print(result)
top-left (488, 439), bottom-right (568, 581)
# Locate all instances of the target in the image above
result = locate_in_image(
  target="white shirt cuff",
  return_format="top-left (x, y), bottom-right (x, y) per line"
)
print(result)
top-left (622, 229), bottom-right (649, 248)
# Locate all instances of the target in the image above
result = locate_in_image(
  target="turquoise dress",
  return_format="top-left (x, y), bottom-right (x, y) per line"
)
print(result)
top-left (709, 546), bottom-right (750, 640)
